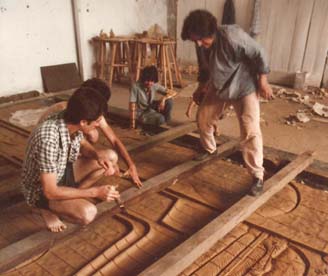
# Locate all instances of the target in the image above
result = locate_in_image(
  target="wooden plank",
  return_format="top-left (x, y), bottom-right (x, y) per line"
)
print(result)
top-left (0, 91), bottom-right (39, 105)
top-left (0, 140), bottom-right (238, 274)
top-left (322, 56), bottom-right (328, 88)
top-left (40, 63), bottom-right (82, 92)
top-left (0, 151), bottom-right (22, 168)
top-left (138, 151), bottom-right (315, 276)
top-left (258, 0), bottom-right (315, 76)
top-left (288, 0), bottom-right (314, 72)
top-left (0, 231), bottom-right (54, 273)
top-left (0, 119), bottom-right (30, 137)
top-left (302, 0), bottom-right (328, 86)
top-left (258, 0), bottom-right (276, 68)
top-left (269, 0), bottom-right (298, 72)
top-left (0, 89), bottom-right (74, 109)
top-left (126, 122), bottom-right (197, 154)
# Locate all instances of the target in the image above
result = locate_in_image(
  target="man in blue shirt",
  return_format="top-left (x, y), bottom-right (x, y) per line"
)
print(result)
top-left (129, 66), bottom-right (177, 129)
top-left (181, 10), bottom-right (273, 196)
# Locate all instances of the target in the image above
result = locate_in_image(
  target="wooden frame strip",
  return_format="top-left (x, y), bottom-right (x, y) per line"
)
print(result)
top-left (126, 122), bottom-right (197, 154)
top-left (138, 151), bottom-right (315, 276)
top-left (0, 119), bottom-right (30, 137)
top-left (0, 138), bottom-right (238, 274)
top-left (0, 151), bottom-right (22, 168)
top-left (0, 90), bottom-right (74, 109)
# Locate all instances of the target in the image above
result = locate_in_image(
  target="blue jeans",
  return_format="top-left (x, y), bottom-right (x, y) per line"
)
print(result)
top-left (139, 99), bottom-right (173, 126)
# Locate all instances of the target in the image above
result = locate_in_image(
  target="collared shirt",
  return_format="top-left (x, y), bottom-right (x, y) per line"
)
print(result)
top-left (130, 82), bottom-right (167, 114)
top-left (21, 111), bottom-right (84, 206)
top-left (197, 24), bottom-right (270, 100)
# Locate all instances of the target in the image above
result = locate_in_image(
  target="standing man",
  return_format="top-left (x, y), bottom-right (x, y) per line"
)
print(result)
top-left (129, 66), bottom-right (177, 129)
top-left (21, 88), bottom-right (120, 232)
top-left (181, 10), bottom-right (272, 196)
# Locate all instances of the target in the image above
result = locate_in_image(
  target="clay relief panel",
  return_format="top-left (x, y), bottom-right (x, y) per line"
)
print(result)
top-left (179, 223), bottom-right (328, 276)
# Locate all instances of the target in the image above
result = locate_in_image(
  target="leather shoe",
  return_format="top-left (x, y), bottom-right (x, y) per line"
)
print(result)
top-left (250, 178), bottom-right (264, 196)
top-left (193, 149), bottom-right (217, 161)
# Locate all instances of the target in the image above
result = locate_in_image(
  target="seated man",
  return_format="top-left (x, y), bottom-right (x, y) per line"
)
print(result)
top-left (129, 66), bottom-right (177, 129)
top-left (40, 78), bottom-right (142, 188)
top-left (21, 87), bottom-right (120, 232)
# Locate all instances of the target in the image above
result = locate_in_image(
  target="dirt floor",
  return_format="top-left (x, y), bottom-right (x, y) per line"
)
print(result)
top-left (109, 79), bottom-right (328, 163)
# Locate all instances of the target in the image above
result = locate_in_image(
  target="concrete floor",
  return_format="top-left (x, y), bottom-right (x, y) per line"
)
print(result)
top-left (110, 81), bottom-right (328, 163)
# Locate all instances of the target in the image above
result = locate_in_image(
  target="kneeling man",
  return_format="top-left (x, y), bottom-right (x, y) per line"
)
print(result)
top-left (21, 87), bottom-right (120, 232)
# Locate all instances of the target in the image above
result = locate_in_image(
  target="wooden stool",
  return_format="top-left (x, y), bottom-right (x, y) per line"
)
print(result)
top-left (106, 36), bottom-right (133, 87)
top-left (134, 38), bottom-right (182, 88)
top-left (93, 37), bottom-right (107, 80)
top-left (159, 39), bottom-right (182, 89)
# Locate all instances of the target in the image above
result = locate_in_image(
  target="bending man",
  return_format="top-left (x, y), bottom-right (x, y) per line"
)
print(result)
top-left (181, 10), bottom-right (272, 196)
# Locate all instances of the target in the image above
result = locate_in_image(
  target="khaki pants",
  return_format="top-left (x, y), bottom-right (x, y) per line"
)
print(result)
top-left (197, 88), bottom-right (264, 179)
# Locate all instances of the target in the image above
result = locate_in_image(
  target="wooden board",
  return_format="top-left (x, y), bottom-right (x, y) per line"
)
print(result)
top-left (139, 151), bottom-right (315, 276)
top-left (302, 0), bottom-right (328, 86)
top-left (40, 63), bottom-right (82, 92)
top-left (322, 58), bottom-right (328, 88)
top-left (287, 0), bottom-right (315, 72)
top-left (126, 122), bottom-right (197, 154)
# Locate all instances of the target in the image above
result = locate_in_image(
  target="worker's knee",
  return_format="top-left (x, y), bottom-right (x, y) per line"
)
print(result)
top-left (104, 149), bottom-right (118, 164)
top-left (79, 204), bottom-right (97, 225)
top-left (86, 129), bottom-right (99, 144)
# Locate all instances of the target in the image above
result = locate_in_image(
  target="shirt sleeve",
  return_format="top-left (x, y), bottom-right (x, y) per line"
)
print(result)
top-left (196, 44), bottom-right (210, 83)
top-left (153, 83), bottom-right (167, 96)
top-left (36, 139), bottom-right (58, 173)
top-left (231, 26), bottom-right (270, 75)
top-left (130, 84), bottom-right (138, 103)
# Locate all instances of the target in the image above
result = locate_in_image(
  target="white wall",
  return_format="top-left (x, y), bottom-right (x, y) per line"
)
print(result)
top-left (0, 0), bottom-right (77, 96)
top-left (176, 0), bottom-right (254, 65)
top-left (0, 0), bottom-right (168, 96)
top-left (75, 0), bottom-right (168, 80)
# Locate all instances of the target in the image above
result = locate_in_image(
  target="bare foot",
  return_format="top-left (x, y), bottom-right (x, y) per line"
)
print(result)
top-left (32, 208), bottom-right (67, 232)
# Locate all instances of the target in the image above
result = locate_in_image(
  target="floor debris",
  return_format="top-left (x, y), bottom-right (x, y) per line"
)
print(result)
top-left (313, 102), bottom-right (328, 117)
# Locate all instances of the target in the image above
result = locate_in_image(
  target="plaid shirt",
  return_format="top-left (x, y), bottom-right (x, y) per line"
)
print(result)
top-left (21, 112), bottom-right (83, 206)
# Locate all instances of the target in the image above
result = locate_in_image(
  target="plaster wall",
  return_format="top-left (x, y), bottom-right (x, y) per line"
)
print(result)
top-left (0, 0), bottom-right (168, 96)
top-left (0, 0), bottom-right (77, 96)
top-left (75, 0), bottom-right (168, 80)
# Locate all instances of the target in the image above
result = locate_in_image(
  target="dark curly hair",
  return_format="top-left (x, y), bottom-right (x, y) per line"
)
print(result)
top-left (81, 78), bottom-right (111, 101)
top-left (139, 65), bottom-right (159, 83)
top-left (181, 10), bottom-right (217, 40)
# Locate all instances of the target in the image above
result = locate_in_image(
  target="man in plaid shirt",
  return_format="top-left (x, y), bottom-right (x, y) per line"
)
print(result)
top-left (21, 87), bottom-right (120, 232)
